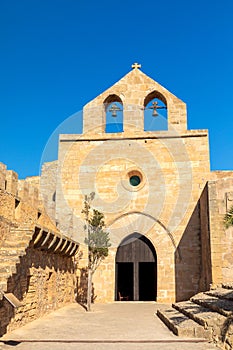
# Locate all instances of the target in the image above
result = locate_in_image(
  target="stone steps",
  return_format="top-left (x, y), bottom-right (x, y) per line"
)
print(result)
top-left (0, 260), bottom-right (17, 268)
top-left (191, 292), bottom-right (233, 317)
top-left (5, 234), bottom-right (32, 243)
top-left (0, 248), bottom-right (26, 256)
top-left (206, 288), bottom-right (233, 301)
top-left (3, 241), bottom-right (29, 248)
top-left (0, 273), bottom-right (11, 282)
top-left (0, 281), bottom-right (7, 292)
top-left (157, 308), bottom-right (210, 338)
top-left (157, 285), bottom-right (233, 348)
top-left (0, 264), bottom-right (17, 274)
top-left (172, 300), bottom-right (225, 328)
top-left (0, 255), bottom-right (19, 263)
top-left (0, 226), bottom-right (33, 296)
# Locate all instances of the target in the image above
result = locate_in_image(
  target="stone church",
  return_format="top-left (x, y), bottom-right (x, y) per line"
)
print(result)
top-left (0, 64), bottom-right (233, 336)
top-left (41, 64), bottom-right (233, 303)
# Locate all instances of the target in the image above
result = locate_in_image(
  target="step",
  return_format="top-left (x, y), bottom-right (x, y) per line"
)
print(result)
top-left (191, 293), bottom-right (233, 317)
top-left (0, 264), bottom-right (17, 274)
top-left (0, 248), bottom-right (25, 256)
top-left (9, 234), bottom-right (32, 242)
top-left (6, 233), bottom-right (32, 241)
top-left (0, 256), bottom-right (20, 264)
top-left (206, 288), bottom-right (233, 301)
top-left (11, 226), bottom-right (32, 231)
top-left (156, 308), bottom-right (209, 338)
top-left (0, 273), bottom-right (10, 282)
top-left (0, 281), bottom-right (7, 293)
top-left (0, 259), bottom-right (17, 267)
top-left (173, 300), bottom-right (225, 328)
top-left (3, 241), bottom-right (28, 248)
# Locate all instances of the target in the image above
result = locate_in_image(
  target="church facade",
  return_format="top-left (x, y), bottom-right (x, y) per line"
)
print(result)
top-left (40, 65), bottom-right (233, 304)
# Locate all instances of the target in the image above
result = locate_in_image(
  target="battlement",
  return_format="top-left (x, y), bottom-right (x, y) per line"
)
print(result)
top-left (0, 161), bottom-right (79, 336)
top-left (0, 162), bottom-right (41, 209)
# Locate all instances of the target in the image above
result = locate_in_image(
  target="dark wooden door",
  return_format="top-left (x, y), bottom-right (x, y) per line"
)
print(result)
top-left (115, 234), bottom-right (157, 301)
top-left (139, 262), bottom-right (156, 300)
top-left (116, 262), bottom-right (133, 300)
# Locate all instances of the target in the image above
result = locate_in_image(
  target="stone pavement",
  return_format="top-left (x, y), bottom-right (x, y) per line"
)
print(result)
top-left (0, 302), bottom-right (220, 350)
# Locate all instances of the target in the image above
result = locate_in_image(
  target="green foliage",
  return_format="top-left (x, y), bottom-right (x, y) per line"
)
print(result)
top-left (224, 205), bottom-right (233, 229)
top-left (82, 193), bottom-right (111, 274)
top-left (81, 192), bottom-right (95, 224)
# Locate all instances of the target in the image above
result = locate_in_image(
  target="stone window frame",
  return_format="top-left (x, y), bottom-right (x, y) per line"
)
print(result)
top-left (143, 90), bottom-right (168, 131)
top-left (103, 94), bottom-right (124, 133)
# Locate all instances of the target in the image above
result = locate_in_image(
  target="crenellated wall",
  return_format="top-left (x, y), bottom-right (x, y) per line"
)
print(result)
top-left (0, 162), bottom-right (79, 336)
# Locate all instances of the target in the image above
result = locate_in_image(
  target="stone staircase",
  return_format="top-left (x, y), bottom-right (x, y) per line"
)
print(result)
top-left (0, 225), bottom-right (33, 297)
top-left (157, 285), bottom-right (233, 349)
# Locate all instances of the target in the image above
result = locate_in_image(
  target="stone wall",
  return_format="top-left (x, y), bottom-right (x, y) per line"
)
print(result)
top-left (208, 173), bottom-right (233, 286)
top-left (174, 184), bottom-right (214, 302)
top-left (56, 131), bottom-right (211, 303)
top-left (199, 184), bottom-right (212, 291)
top-left (40, 161), bottom-right (58, 223)
top-left (175, 201), bottom-right (202, 301)
top-left (174, 174), bottom-right (233, 301)
top-left (0, 162), bottom-right (79, 336)
top-left (0, 244), bottom-right (75, 335)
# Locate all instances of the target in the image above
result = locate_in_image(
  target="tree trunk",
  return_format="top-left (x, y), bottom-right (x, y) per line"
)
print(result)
top-left (87, 268), bottom-right (92, 311)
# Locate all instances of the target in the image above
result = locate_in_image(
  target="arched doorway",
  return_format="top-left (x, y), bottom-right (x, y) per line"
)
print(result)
top-left (115, 233), bottom-right (157, 301)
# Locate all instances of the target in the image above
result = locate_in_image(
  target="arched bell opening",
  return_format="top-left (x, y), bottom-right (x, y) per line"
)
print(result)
top-left (144, 91), bottom-right (167, 131)
top-left (115, 233), bottom-right (157, 301)
top-left (104, 94), bottom-right (123, 133)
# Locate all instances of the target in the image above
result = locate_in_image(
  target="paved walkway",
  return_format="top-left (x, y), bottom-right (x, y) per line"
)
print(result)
top-left (0, 302), bottom-right (219, 350)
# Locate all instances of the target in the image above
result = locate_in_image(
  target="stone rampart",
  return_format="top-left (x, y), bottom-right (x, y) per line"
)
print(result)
top-left (0, 162), bottom-right (79, 336)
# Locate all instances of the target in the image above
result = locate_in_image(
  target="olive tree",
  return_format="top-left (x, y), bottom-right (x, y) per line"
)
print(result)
top-left (82, 192), bottom-right (111, 311)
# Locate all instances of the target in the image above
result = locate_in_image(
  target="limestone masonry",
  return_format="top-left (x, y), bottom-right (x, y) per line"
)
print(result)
top-left (1, 66), bottom-right (233, 343)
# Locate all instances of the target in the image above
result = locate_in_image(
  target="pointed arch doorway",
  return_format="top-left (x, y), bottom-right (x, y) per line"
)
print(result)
top-left (115, 233), bottom-right (157, 301)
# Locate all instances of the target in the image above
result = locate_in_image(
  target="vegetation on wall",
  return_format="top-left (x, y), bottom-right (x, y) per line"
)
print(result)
top-left (224, 205), bottom-right (233, 229)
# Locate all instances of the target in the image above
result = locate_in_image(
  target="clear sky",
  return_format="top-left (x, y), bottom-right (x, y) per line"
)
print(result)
top-left (0, 0), bottom-right (232, 179)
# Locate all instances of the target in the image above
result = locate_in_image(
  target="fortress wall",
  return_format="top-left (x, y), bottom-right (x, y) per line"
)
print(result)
top-left (0, 245), bottom-right (76, 335)
top-left (0, 162), bottom-right (78, 336)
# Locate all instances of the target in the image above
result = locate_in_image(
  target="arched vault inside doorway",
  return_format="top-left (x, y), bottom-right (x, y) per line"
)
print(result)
top-left (115, 233), bottom-right (157, 301)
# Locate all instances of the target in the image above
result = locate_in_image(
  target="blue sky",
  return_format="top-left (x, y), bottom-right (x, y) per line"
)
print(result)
top-left (0, 0), bottom-right (232, 179)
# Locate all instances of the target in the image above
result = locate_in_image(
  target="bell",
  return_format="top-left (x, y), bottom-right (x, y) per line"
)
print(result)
top-left (109, 103), bottom-right (119, 117)
top-left (152, 109), bottom-right (158, 117)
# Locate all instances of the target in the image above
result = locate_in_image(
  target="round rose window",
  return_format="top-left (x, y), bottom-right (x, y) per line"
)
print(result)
top-left (129, 175), bottom-right (141, 187)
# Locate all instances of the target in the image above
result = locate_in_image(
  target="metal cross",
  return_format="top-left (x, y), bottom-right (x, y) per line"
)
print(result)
top-left (131, 62), bottom-right (141, 70)
top-left (109, 103), bottom-right (122, 117)
top-left (149, 101), bottom-right (166, 117)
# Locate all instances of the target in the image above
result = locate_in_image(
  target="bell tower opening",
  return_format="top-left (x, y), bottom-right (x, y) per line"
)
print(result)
top-left (115, 233), bottom-right (157, 301)
top-left (144, 91), bottom-right (167, 131)
top-left (104, 94), bottom-right (123, 133)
